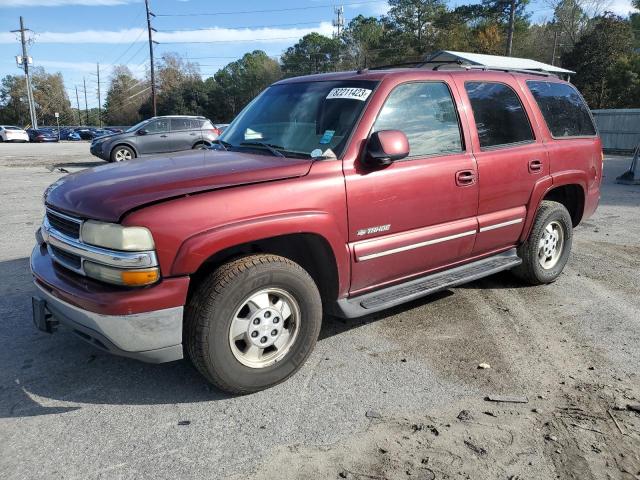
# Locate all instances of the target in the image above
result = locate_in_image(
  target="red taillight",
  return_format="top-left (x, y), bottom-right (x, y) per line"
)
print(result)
top-left (211, 128), bottom-right (220, 136)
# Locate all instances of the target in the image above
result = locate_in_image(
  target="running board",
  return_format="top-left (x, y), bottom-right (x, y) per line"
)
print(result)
top-left (332, 249), bottom-right (522, 318)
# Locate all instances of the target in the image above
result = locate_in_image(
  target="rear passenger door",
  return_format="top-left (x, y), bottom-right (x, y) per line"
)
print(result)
top-left (170, 118), bottom-right (200, 151)
top-left (453, 77), bottom-right (550, 255)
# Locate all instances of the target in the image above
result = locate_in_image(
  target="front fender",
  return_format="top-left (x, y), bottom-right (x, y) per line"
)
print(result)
top-left (170, 210), bottom-right (351, 297)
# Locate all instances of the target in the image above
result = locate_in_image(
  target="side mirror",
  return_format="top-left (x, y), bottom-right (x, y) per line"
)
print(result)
top-left (137, 129), bottom-right (147, 136)
top-left (365, 130), bottom-right (409, 167)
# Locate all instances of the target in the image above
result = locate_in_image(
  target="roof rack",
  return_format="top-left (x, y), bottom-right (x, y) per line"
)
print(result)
top-left (431, 63), bottom-right (555, 77)
top-left (369, 60), bottom-right (556, 77)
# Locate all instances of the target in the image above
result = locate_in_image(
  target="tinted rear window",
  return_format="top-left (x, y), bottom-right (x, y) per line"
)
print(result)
top-left (465, 82), bottom-right (534, 148)
top-left (526, 81), bottom-right (596, 137)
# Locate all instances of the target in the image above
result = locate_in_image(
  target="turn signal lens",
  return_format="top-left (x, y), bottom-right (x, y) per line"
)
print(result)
top-left (84, 261), bottom-right (160, 286)
top-left (121, 269), bottom-right (160, 286)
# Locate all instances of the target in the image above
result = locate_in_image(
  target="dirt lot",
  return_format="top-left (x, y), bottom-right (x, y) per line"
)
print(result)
top-left (0, 143), bottom-right (639, 479)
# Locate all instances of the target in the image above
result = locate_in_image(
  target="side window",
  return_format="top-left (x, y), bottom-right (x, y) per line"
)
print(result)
top-left (171, 118), bottom-right (192, 131)
top-left (372, 82), bottom-right (463, 158)
top-left (465, 82), bottom-right (534, 148)
top-left (145, 119), bottom-right (169, 134)
top-left (526, 81), bottom-right (596, 137)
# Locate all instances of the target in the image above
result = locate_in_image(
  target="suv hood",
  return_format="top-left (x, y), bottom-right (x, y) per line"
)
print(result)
top-left (45, 149), bottom-right (313, 222)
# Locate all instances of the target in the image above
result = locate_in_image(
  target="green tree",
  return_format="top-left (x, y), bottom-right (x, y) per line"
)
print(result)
top-left (103, 65), bottom-right (148, 126)
top-left (341, 15), bottom-right (387, 69)
top-left (385, 0), bottom-right (448, 55)
top-left (0, 75), bottom-right (27, 126)
top-left (281, 33), bottom-right (343, 76)
top-left (562, 13), bottom-right (634, 108)
top-left (207, 50), bottom-right (281, 121)
top-left (606, 53), bottom-right (640, 108)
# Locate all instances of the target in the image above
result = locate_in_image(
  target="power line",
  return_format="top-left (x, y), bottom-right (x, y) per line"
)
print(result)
top-left (159, 21), bottom-right (328, 32)
top-left (155, 0), bottom-right (384, 17)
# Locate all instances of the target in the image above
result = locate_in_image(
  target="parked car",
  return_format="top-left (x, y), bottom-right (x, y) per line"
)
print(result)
top-left (213, 123), bottom-right (229, 136)
top-left (0, 125), bottom-right (29, 142)
top-left (31, 67), bottom-right (602, 394)
top-left (74, 128), bottom-right (96, 140)
top-left (59, 128), bottom-right (81, 141)
top-left (27, 128), bottom-right (59, 142)
top-left (89, 115), bottom-right (219, 162)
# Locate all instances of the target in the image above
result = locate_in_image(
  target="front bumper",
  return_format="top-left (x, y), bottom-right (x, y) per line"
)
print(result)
top-left (30, 245), bottom-right (187, 363)
top-left (32, 282), bottom-right (183, 363)
top-left (90, 143), bottom-right (107, 159)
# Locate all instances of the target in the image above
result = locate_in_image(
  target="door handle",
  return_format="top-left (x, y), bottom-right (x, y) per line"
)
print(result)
top-left (529, 159), bottom-right (542, 173)
top-left (189, 133), bottom-right (197, 136)
top-left (160, 134), bottom-right (168, 138)
top-left (456, 170), bottom-right (476, 186)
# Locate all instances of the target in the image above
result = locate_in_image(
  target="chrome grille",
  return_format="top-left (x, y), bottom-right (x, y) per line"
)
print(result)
top-left (50, 245), bottom-right (82, 270)
top-left (46, 209), bottom-right (81, 239)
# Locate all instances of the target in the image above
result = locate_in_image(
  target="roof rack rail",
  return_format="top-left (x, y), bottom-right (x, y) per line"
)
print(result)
top-left (369, 60), bottom-right (556, 77)
top-left (431, 63), bottom-right (555, 77)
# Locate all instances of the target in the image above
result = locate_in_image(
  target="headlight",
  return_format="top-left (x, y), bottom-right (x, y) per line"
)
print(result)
top-left (84, 261), bottom-right (159, 286)
top-left (81, 220), bottom-right (155, 251)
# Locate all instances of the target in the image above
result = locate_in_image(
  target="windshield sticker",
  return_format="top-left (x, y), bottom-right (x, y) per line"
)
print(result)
top-left (310, 148), bottom-right (324, 158)
top-left (326, 87), bottom-right (372, 102)
top-left (322, 148), bottom-right (337, 159)
top-left (319, 130), bottom-right (335, 144)
top-left (244, 128), bottom-right (263, 140)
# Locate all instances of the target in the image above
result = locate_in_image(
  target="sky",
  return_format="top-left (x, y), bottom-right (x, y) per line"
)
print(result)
top-left (0, 0), bottom-right (637, 110)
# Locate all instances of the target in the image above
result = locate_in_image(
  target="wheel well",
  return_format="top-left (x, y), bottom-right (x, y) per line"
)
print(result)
top-left (189, 233), bottom-right (339, 305)
top-left (543, 184), bottom-right (584, 227)
top-left (111, 143), bottom-right (137, 158)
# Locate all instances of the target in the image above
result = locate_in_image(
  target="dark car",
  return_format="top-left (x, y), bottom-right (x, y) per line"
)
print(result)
top-left (90, 115), bottom-right (219, 162)
top-left (27, 128), bottom-right (59, 143)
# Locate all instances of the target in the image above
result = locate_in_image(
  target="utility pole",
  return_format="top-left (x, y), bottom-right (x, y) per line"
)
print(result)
top-left (505, 0), bottom-right (516, 56)
top-left (96, 63), bottom-right (102, 127)
top-left (551, 30), bottom-right (559, 66)
top-left (75, 86), bottom-right (81, 125)
top-left (145, 0), bottom-right (157, 116)
top-left (12, 17), bottom-right (38, 129)
top-left (83, 77), bottom-right (89, 125)
top-left (332, 6), bottom-right (344, 38)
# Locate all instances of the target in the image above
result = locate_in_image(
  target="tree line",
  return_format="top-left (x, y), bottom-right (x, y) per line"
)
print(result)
top-left (1, 0), bottom-right (640, 127)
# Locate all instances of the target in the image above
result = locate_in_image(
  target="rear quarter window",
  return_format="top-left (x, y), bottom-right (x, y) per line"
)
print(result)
top-left (526, 81), bottom-right (596, 138)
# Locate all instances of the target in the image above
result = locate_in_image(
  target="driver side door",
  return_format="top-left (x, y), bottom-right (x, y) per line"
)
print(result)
top-left (344, 80), bottom-right (479, 295)
top-left (136, 118), bottom-right (172, 154)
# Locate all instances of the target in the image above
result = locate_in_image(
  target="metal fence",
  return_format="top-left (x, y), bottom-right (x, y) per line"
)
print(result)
top-left (591, 109), bottom-right (640, 153)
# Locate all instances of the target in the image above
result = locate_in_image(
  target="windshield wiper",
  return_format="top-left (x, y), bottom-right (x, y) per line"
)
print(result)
top-left (239, 141), bottom-right (285, 157)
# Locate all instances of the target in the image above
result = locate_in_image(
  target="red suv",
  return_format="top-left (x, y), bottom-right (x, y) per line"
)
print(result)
top-left (31, 67), bottom-right (602, 393)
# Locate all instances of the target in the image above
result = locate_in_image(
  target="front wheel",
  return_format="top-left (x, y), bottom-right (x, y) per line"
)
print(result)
top-left (513, 200), bottom-right (573, 285)
top-left (110, 145), bottom-right (135, 162)
top-left (184, 254), bottom-right (322, 394)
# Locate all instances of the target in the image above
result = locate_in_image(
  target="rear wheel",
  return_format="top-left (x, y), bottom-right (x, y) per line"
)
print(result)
top-left (110, 145), bottom-right (135, 162)
top-left (192, 142), bottom-right (209, 150)
top-left (513, 200), bottom-right (573, 285)
top-left (184, 254), bottom-right (322, 394)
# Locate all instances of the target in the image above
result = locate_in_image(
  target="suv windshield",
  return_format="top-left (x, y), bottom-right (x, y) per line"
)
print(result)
top-left (220, 80), bottom-right (378, 159)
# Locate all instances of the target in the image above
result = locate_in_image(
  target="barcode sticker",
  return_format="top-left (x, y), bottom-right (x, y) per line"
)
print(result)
top-left (326, 88), bottom-right (372, 101)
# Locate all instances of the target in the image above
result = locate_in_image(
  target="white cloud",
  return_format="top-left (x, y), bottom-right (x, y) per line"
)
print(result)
top-left (607, 0), bottom-right (639, 15)
top-left (0, 0), bottom-right (132, 6)
top-left (0, 23), bottom-right (334, 44)
top-left (34, 60), bottom-right (147, 76)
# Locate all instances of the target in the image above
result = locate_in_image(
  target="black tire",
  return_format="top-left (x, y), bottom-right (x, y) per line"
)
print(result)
top-left (512, 200), bottom-right (573, 285)
top-left (184, 254), bottom-right (322, 394)
top-left (192, 142), bottom-right (209, 150)
top-left (110, 145), bottom-right (135, 162)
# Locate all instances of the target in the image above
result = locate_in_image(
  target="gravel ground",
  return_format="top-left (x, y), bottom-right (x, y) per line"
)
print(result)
top-left (0, 146), bottom-right (638, 479)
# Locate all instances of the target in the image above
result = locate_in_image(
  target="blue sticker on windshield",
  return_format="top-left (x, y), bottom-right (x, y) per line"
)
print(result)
top-left (320, 130), bottom-right (335, 144)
